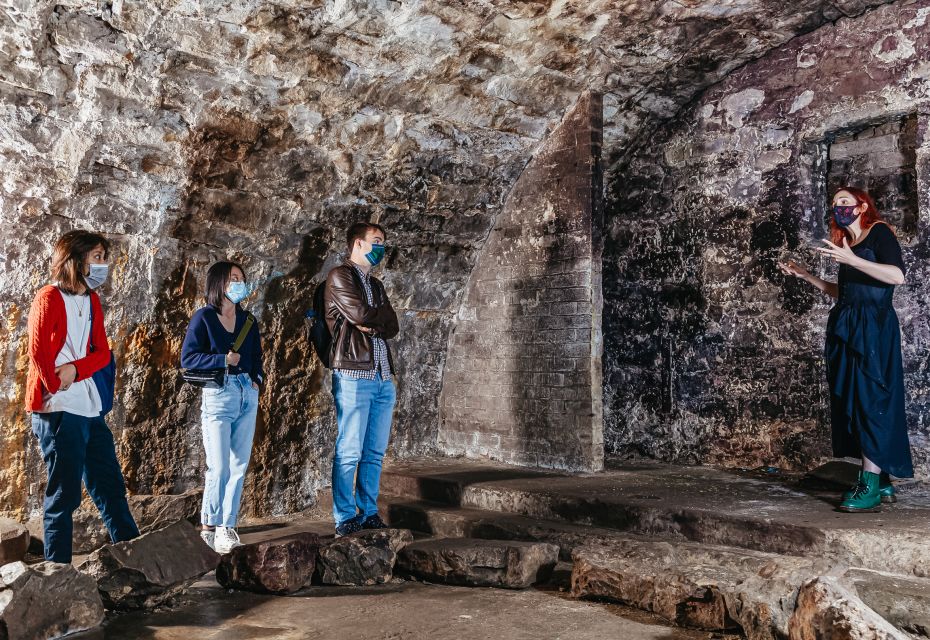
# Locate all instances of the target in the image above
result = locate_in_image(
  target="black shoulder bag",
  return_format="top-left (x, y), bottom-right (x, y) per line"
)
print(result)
top-left (182, 314), bottom-right (255, 389)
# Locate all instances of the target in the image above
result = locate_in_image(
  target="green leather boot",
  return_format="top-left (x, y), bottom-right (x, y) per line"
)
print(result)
top-left (839, 470), bottom-right (882, 512)
top-left (879, 472), bottom-right (896, 504)
top-left (842, 471), bottom-right (896, 504)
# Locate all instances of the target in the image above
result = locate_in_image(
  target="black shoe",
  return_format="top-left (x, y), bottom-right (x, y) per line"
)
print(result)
top-left (361, 514), bottom-right (389, 530)
top-left (335, 517), bottom-right (363, 538)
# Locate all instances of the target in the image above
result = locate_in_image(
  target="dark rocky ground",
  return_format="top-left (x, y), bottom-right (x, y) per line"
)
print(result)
top-left (72, 569), bottom-right (739, 640)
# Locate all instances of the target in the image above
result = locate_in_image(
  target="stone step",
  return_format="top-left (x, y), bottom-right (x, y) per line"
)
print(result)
top-left (381, 496), bottom-right (662, 560)
top-left (381, 495), bottom-right (930, 639)
top-left (380, 459), bottom-right (930, 577)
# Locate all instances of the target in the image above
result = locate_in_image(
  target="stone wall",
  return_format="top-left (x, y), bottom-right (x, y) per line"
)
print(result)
top-left (827, 114), bottom-right (919, 240)
top-left (439, 92), bottom-right (604, 471)
top-left (603, 0), bottom-right (930, 476)
top-left (0, 0), bottom-right (539, 520)
top-left (0, 0), bottom-right (907, 521)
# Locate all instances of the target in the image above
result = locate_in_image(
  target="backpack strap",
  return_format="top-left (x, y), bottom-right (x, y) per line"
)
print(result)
top-left (231, 314), bottom-right (255, 353)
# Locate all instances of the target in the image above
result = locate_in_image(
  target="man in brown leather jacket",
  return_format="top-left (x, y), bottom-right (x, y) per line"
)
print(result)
top-left (324, 222), bottom-right (400, 536)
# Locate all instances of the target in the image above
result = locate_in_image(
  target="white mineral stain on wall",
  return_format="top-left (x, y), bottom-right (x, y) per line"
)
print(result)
top-left (872, 32), bottom-right (917, 64)
top-left (721, 88), bottom-right (765, 129)
top-left (796, 45), bottom-right (818, 69)
top-left (904, 7), bottom-right (930, 29)
top-left (789, 90), bottom-right (815, 114)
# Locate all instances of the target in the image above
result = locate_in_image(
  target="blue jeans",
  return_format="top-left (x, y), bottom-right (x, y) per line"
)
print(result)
top-left (332, 372), bottom-right (397, 525)
top-left (200, 373), bottom-right (259, 527)
top-left (31, 411), bottom-right (139, 563)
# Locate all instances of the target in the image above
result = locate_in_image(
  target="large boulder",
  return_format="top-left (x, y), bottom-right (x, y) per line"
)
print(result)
top-left (216, 532), bottom-right (321, 594)
top-left (316, 528), bottom-right (413, 586)
top-left (571, 538), bottom-right (829, 639)
top-left (0, 561), bottom-right (104, 640)
top-left (27, 489), bottom-right (203, 555)
top-left (77, 519), bottom-right (219, 610)
top-left (397, 538), bottom-right (558, 589)
top-left (841, 568), bottom-right (930, 636)
top-left (0, 518), bottom-right (30, 565)
top-left (788, 576), bottom-right (908, 640)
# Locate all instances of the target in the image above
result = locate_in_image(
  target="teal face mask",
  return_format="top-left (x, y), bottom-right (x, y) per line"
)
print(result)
top-left (365, 243), bottom-right (386, 266)
top-left (226, 281), bottom-right (250, 304)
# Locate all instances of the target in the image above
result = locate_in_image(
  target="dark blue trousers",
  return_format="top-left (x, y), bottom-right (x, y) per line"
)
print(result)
top-left (31, 411), bottom-right (139, 563)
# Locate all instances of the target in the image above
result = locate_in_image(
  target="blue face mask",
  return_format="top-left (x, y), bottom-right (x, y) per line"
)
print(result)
top-left (85, 264), bottom-right (109, 290)
top-left (226, 281), bottom-right (250, 304)
top-left (365, 243), bottom-right (386, 266)
top-left (833, 204), bottom-right (860, 227)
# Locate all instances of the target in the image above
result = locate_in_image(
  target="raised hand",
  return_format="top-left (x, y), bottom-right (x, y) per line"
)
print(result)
top-left (777, 260), bottom-right (810, 280)
top-left (816, 237), bottom-right (860, 266)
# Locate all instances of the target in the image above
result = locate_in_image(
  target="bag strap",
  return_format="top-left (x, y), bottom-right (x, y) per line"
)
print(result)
top-left (85, 290), bottom-right (98, 353)
top-left (230, 314), bottom-right (255, 353)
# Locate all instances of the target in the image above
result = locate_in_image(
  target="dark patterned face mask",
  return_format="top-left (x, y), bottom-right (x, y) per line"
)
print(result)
top-left (833, 204), bottom-right (860, 227)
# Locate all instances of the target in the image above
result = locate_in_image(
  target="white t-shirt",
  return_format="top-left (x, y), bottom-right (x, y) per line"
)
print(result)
top-left (40, 290), bottom-right (102, 418)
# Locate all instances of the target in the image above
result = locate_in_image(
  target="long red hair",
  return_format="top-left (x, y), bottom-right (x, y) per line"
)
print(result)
top-left (829, 186), bottom-right (884, 246)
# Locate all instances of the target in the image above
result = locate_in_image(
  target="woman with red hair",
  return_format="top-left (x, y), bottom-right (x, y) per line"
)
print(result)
top-left (780, 187), bottom-right (913, 512)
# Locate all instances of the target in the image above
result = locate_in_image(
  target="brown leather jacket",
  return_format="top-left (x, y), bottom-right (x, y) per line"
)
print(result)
top-left (324, 261), bottom-right (399, 372)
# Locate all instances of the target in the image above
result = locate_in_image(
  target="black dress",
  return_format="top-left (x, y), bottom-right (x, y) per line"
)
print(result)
top-left (826, 222), bottom-right (913, 478)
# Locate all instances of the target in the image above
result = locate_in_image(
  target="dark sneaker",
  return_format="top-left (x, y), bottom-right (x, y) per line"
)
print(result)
top-left (361, 514), bottom-right (389, 530)
top-left (335, 517), bottom-right (363, 538)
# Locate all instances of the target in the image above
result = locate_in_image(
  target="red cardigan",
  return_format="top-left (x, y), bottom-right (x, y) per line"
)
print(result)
top-left (25, 285), bottom-right (111, 412)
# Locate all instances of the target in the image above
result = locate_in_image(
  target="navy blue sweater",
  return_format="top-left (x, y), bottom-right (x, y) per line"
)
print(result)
top-left (181, 306), bottom-right (264, 384)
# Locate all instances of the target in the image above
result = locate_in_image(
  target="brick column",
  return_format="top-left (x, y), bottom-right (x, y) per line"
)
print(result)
top-left (438, 91), bottom-right (604, 472)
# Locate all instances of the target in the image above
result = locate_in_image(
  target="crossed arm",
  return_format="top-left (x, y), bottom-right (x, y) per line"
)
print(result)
top-left (326, 269), bottom-right (399, 340)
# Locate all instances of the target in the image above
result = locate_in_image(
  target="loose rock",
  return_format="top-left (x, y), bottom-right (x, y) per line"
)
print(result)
top-left (0, 518), bottom-right (30, 565)
top-left (397, 538), bottom-right (558, 589)
top-left (216, 532), bottom-right (321, 594)
top-left (0, 561), bottom-right (104, 640)
top-left (77, 519), bottom-right (219, 610)
top-left (316, 528), bottom-right (413, 586)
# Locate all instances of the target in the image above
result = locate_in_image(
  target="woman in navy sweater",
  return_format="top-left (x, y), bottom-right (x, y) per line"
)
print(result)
top-left (181, 261), bottom-right (264, 553)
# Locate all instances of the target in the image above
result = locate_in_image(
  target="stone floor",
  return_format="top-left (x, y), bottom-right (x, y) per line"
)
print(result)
top-left (70, 573), bottom-right (735, 640)
top-left (58, 457), bottom-right (930, 638)
top-left (379, 456), bottom-right (930, 575)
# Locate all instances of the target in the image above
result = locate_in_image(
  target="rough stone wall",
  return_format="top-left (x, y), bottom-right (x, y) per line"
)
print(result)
top-left (0, 0), bottom-right (536, 520)
top-left (0, 0), bottom-right (905, 521)
top-left (439, 92), bottom-right (604, 471)
top-left (604, 0), bottom-right (930, 476)
top-left (826, 115), bottom-right (919, 239)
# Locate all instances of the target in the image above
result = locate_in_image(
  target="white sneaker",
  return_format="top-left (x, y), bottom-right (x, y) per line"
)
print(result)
top-left (214, 526), bottom-right (243, 554)
top-left (200, 529), bottom-right (216, 550)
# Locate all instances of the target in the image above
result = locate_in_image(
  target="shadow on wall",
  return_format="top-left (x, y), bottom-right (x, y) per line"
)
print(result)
top-left (242, 228), bottom-right (335, 519)
top-left (601, 0), bottom-right (930, 475)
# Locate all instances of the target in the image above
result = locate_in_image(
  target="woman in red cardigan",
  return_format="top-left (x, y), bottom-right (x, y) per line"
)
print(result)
top-left (27, 230), bottom-right (139, 563)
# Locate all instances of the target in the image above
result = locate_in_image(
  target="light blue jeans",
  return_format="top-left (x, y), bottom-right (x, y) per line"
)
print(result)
top-left (200, 373), bottom-right (259, 527)
top-left (332, 372), bottom-right (397, 525)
